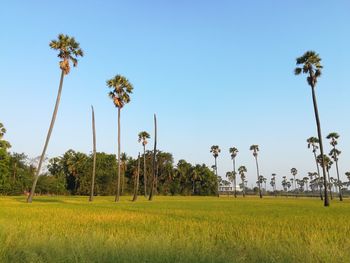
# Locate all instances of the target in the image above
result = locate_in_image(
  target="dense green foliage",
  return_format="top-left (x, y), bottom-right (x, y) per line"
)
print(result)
top-left (1, 196), bottom-right (350, 263)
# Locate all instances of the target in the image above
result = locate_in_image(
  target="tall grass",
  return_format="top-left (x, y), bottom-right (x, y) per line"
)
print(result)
top-left (0, 196), bottom-right (349, 262)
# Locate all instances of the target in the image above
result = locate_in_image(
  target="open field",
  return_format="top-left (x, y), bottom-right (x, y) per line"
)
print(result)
top-left (1, 196), bottom-right (350, 263)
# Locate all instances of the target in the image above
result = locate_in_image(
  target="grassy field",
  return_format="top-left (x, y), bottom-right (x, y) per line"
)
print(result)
top-left (0, 196), bottom-right (350, 263)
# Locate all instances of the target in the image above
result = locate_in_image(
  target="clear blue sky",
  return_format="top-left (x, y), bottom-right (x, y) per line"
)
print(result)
top-left (1, 0), bottom-right (349, 188)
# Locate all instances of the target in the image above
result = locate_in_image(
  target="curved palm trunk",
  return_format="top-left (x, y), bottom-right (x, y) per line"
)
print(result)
top-left (311, 86), bottom-right (329, 206)
top-left (149, 114), bottom-right (157, 201)
top-left (27, 70), bottom-right (65, 203)
top-left (254, 156), bottom-right (262, 198)
top-left (115, 108), bottom-right (121, 202)
top-left (232, 158), bottom-right (237, 198)
top-left (132, 153), bottom-right (141, 202)
top-left (313, 151), bottom-right (323, 200)
top-left (143, 144), bottom-right (147, 197)
top-left (89, 106), bottom-right (96, 202)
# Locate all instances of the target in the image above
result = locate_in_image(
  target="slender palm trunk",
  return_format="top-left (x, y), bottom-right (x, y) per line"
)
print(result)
top-left (255, 156), bottom-right (262, 198)
top-left (311, 85), bottom-right (329, 206)
top-left (215, 157), bottom-right (219, 197)
top-left (89, 106), bottom-right (96, 202)
top-left (313, 151), bottom-right (323, 200)
top-left (149, 114), bottom-right (157, 201)
top-left (27, 70), bottom-right (65, 203)
top-left (333, 151), bottom-right (343, 201)
top-left (143, 144), bottom-right (147, 197)
top-left (242, 178), bottom-right (245, 197)
top-left (115, 108), bottom-right (121, 202)
top-left (327, 169), bottom-right (333, 200)
top-left (132, 153), bottom-right (141, 202)
top-left (232, 158), bottom-right (237, 198)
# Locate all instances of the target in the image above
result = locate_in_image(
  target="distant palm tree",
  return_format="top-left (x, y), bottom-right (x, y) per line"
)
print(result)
top-left (307, 136), bottom-right (323, 200)
top-left (229, 147), bottom-right (239, 198)
top-left (295, 51), bottom-right (329, 206)
top-left (250, 145), bottom-right (262, 198)
top-left (120, 152), bottom-right (128, 195)
top-left (107, 75), bottom-right (133, 202)
top-left (346, 172), bottom-right (350, 189)
top-left (327, 132), bottom-right (343, 201)
top-left (303, 177), bottom-right (309, 192)
top-left (138, 131), bottom-right (150, 197)
top-left (27, 34), bottom-right (83, 203)
top-left (271, 173), bottom-right (276, 197)
top-left (290, 168), bottom-right (297, 192)
top-left (317, 154), bottom-right (333, 200)
top-left (238, 166), bottom-right (247, 197)
top-left (210, 145), bottom-right (221, 197)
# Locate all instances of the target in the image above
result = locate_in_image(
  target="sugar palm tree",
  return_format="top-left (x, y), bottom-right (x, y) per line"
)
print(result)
top-left (107, 75), bottom-right (133, 202)
top-left (307, 136), bottom-right (323, 200)
top-left (295, 51), bottom-right (329, 206)
top-left (238, 166), bottom-right (247, 197)
top-left (317, 154), bottom-right (333, 200)
top-left (210, 145), bottom-right (221, 197)
top-left (250, 145), bottom-right (262, 198)
top-left (271, 173), bottom-right (276, 197)
top-left (346, 172), bottom-right (350, 189)
top-left (138, 131), bottom-right (150, 197)
top-left (229, 147), bottom-right (239, 198)
top-left (132, 153), bottom-right (141, 202)
top-left (290, 168), bottom-right (297, 192)
top-left (327, 132), bottom-right (343, 201)
top-left (27, 34), bottom-right (83, 203)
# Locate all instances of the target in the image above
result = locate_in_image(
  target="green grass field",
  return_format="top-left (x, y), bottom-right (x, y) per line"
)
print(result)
top-left (1, 196), bottom-right (349, 263)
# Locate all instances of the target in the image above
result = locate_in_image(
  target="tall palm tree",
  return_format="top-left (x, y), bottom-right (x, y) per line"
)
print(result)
top-left (307, 136), bottom-right (323, 200)
top-left (138, 131), bottom-right (150, 197)
top-left (327, 132), bottom-right (343, 201)
top-left (295, 51), bottom-right (329, 206)
top-left (271, 173), bottom-right (276, 197)
top-left (317, 154), bottom-right (333, 200)
top-left (250, 145), bottom-right (262, 198)
top-left (149, 114), bottom-right (157, 201)
top-left (89, 106), bottom-right (97, 202)
top-left (107, 75), bottom-right (133, 202)
top-left (290, 168), bottom-right (297, 192)
top-left (238, 166), bottom-right (247, 197)
top-left (229, 147), bottom-right (239, 198)
top-left (27, 34), bottom-right (83, 203)
top-left (210, 145), bottom-right (221, 197)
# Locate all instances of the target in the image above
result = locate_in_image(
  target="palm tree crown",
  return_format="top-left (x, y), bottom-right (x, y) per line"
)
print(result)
top-left (107, 75), bottom-right (133, 108)
top-left (49, 34), bottom-right (84, 75)
top-left (229, 147), bottom-right (238, 159)
top-left (307, 137), bottom-right (319, 152)
top-left (327, 132), bottom-right (339, 147)
top-left (294, 51), bottom-right (322, 87)
top-left (210, 145), bottom-right (221, 158)
top-left (250, 145), bottom-right (259, 157)
top-left (138, 131), bottom-right (150, 146)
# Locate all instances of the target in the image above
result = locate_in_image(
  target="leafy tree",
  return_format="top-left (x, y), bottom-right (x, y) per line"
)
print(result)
top-left (138, 131), bottom-right (150, 197)
top-left (0, 123), bottom-right (11, 193)
top-left (295, 51), bottom-right (329, 206)
top-left (210, 145), bottom-right (221, 196)
top-left (250, 145), bottom-right (262, 198)
top-left (27, 34), bottom-right (83, 203)
top-left (270, 173), bottom-right (276, 197)
top-left (107, 75), bottom-right (133, 202)
top-left (327, 132), bottom-right (343, 201)
top-left (229, 147), bottom-right (238, 198)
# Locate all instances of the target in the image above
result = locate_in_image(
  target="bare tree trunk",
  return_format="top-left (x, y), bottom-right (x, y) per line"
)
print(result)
top-left (27, 70), bottom-right (65, 203)
top-left (333, 150), bottom-right (343, 201)
top-left (233, 158), bottom-right (237, 198)
top-left (143, 144), bottom-right (147, 197)
top-left (215, 157), bottom-right (219, 197)
top-left (311, 86), bottom-right (329, 206)
top-left (89, 105), bottom-right (96, 202)
top-left (327, 169), bottom-right (333, 200)
top-left (115, 108), bottom-right (121, 202)
top-left (255, 156), bottom-right (262, 198)
top-left (132, 153), bottom-right (141, 202)
top-left (149, 114), bottom-right (157, 201)
top-left (313, 151), bottom-right (323, 200)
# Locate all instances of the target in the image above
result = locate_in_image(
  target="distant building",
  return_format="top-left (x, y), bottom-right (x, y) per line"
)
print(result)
top-left (219, 185), bottom-right (242, 192)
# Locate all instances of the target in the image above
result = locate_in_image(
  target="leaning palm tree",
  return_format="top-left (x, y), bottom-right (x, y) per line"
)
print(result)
top-left (138, 131), bottom-right (150, 197)
top-left (250, 145), bottom-right (262, 198)
top-left (229, 147), bottom-right (239, 198)
top-left (210, 145), bottom-right (221, 197)
top-left (295, 51), bottom-right (329, 206)
top-left (238, 165), bottom-right (247, 197)
top-left (307, 136), bottom-right (323, 200)
top-left (27, 34), bottom-right (83, 203)
top-left (107, 75), bottom-right (133, 202)
top-left (327, 132), bottom-right (343, 201)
